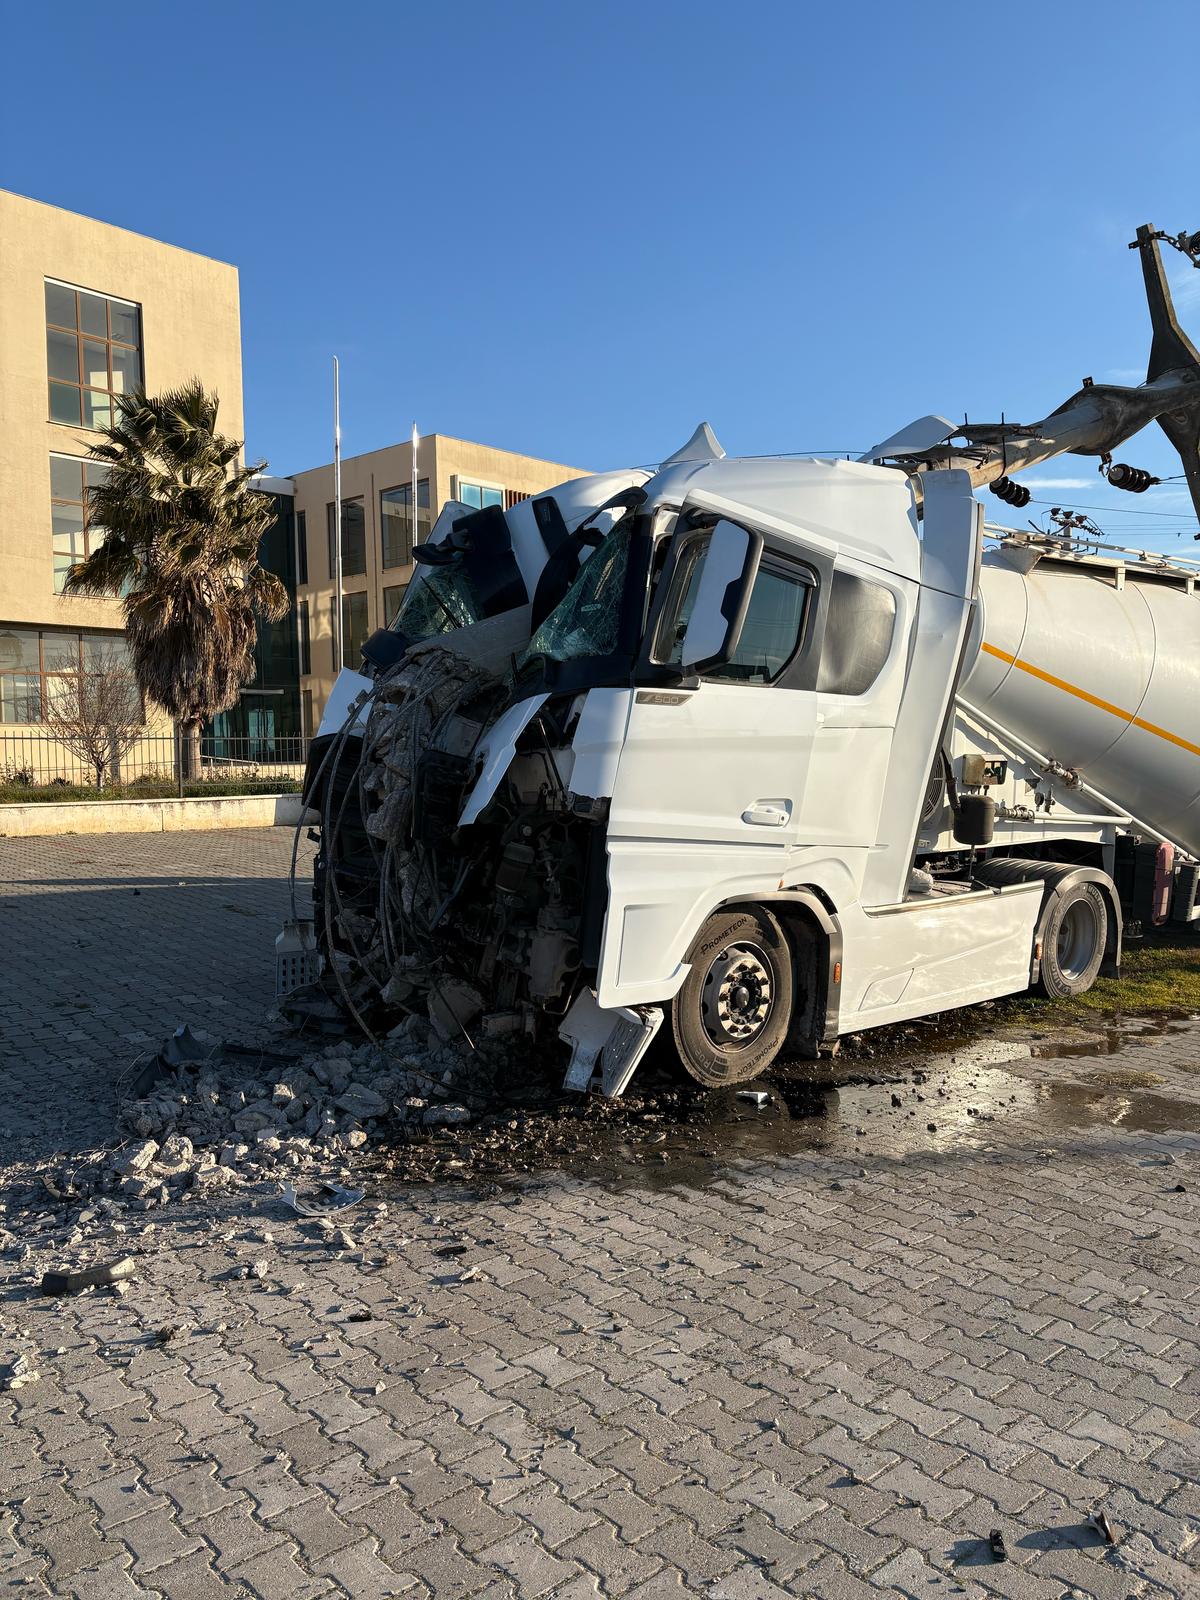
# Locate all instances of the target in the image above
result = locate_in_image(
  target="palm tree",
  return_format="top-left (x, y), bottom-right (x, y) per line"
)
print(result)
top-left (63, 381), bottom-right (289, 779)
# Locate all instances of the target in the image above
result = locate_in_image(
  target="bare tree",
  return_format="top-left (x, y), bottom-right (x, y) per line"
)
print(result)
top-left (43, 649), bottom-right (145, 789)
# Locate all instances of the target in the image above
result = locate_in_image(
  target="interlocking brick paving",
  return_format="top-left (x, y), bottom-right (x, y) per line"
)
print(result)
top-left (1, 827), bottom-right (1197, 1598)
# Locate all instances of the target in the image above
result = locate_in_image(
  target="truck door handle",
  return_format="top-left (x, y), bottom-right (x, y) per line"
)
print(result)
top-left (742, 800), bottom-right (792, 827)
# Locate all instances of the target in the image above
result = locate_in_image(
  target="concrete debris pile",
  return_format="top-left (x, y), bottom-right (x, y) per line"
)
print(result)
top-left (98, 1017), bottom-right (509, 1208)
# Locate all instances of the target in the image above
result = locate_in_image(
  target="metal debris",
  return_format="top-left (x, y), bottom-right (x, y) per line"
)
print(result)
top-left (737, 1091), bottom-right (771, 1107)
top-left (1089, 1509), bottom-right (1117, 1544)
top-left (280, 1182), bottom-right (365, 1217)
top-left (41, 1256), bottom-right (138, 1297)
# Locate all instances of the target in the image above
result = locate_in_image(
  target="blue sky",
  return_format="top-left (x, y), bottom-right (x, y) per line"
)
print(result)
top-left (4, 0), bottom-right (1199, 551)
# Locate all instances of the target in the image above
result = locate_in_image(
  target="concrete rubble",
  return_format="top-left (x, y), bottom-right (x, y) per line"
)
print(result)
top-left (75, 1017), bottom-right (506, 1210)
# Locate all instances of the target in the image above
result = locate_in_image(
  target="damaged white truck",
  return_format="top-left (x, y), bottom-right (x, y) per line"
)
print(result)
top-left (297, 224), bottom-right (1200, 1095)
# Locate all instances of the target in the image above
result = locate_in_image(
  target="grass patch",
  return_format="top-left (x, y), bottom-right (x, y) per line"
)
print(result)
top-left (0, 777), bottom-right (301, 803)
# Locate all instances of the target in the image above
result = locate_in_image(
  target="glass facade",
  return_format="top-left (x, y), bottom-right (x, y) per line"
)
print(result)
top-left (332, 591), bottom-right (369, 669)
top-left (205, 491), bottom-right (303, 753)
top-left (382, 584), bottom-right (407, 626)
top-left (296, 510), bottom-right (308, 584)
top-left (45, 279), bottom-right (142, 430)
top-left (380, 478), bottom-right (430, 569)
top-left (327, 497), bottom-right (366, 577)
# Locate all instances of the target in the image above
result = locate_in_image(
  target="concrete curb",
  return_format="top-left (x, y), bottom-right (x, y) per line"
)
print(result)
top-left (0, 792), bottom-right (316, 838)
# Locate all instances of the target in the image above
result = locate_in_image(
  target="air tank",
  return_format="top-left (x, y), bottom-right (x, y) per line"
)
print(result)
top-left (960, 546), bottom-right (1200, 858)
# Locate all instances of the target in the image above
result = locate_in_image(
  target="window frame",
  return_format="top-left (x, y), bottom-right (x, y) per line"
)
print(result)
top-left (45, 278), bottom-right (142, 432)
top-left (50, 453), bottom-right (108, 593)
top-left (642, 512), bottom-right (823, 691)
top-left (382, 583), bottom-right (408, 626)
top-left (326, 496), bottom-right (367, 579)
top-left (453, 475), bottom-right (505, 511)
top-left (652, 529), bottom-right (814, 686)
top-left (330, 591), bottom-right (369, 669)
top-left (380, 478), bottom-right (430, 570)
top-left (0, 626), bottom-right (137, 726)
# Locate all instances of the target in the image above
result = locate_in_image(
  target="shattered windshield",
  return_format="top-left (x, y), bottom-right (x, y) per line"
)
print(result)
top-left (390, 561), bottom-right (485, 642)
top-left (520, 521), bottom-right (633, 668)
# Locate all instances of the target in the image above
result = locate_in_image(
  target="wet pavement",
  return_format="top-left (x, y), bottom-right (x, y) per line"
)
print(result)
top-left (373, 1015), bottom-right (1200, 1195)
top-left (2, 827), bottom-right (1199, 1598)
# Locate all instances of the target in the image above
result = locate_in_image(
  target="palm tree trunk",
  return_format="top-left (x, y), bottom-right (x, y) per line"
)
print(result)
top-left (181, 721), bottom-right (203, 782)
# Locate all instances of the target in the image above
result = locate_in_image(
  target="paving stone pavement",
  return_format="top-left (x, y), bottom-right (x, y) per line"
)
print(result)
top-left (1, 827), bottom-right (1199, 1599)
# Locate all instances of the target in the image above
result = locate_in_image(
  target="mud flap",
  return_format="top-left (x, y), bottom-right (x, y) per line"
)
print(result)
top-left (559, 989), bottom-right (663, 1098)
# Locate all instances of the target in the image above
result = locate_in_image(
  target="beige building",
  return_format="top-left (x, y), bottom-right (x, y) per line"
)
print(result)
top-left (291, 435), bottom-right (590, 727)
top-left (0, 188), bottom-right (242, 756)
top-left (0, 187), bottom-right (591, 755)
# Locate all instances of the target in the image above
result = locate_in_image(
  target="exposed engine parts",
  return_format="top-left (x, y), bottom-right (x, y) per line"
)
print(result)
top-left (310, 642), bottom-right (600, 1050)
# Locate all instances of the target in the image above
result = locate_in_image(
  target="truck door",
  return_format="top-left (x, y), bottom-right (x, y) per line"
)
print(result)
top-left (608, 517), bottom-right (819, 849)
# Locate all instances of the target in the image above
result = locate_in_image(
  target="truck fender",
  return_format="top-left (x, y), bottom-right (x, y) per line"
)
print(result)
top-left (709, 889), bottom-right (843, 1052)
top-left (972, 858), bottom-right (1122, 981)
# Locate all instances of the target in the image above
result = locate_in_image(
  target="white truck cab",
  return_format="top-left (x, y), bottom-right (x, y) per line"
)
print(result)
top-left (307, 446), bottom-right (1198, 1095)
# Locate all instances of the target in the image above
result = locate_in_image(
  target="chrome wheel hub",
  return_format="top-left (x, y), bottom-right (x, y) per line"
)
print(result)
top-left (701, 942), bottom-right (774, 1046)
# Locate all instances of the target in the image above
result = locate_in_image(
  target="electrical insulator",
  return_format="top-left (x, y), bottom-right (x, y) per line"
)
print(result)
top-left (1108, 463), bottom-right (1158, 493)
top-left (989, 475), bottom-right (1031, 508)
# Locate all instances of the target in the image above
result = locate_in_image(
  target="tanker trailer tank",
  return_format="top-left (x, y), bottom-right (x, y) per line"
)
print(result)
top-left (960, 544), bottom-right (1200, 858)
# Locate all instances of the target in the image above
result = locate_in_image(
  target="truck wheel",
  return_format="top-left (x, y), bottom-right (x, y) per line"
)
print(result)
top-left (1038, 882), bottom-right (1108, 998)
top-left (671, 908), bottom-right (793, 1087)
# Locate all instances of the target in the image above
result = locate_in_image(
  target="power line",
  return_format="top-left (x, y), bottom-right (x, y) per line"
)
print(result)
top-left (1027, 496), bottom-right (1196, 521)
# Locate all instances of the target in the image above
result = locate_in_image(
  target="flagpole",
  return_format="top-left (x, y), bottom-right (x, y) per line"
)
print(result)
top-left (332, 357), bottom-right (344, 670)
top-left (411, 420), bottom-right (420, 561)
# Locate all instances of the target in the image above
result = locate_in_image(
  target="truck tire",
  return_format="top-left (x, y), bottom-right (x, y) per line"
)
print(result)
top-left (1037, 880), bottom-right (1108, 998)
top-left (671, 908), bottom-right (793, 1087)
top-left (973, 857), bottom-right (1115, 998)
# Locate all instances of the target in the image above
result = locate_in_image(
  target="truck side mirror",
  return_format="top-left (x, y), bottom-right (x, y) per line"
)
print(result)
top-left (680, 519), bottom-right (762, 674)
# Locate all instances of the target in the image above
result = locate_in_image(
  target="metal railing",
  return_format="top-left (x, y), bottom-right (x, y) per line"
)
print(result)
top-left (0, 729), bottom-right (310, 793)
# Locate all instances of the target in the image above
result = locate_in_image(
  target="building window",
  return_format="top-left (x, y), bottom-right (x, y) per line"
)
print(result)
top-left (0, 626), bottom-right (134, 725)
top-left (297, 599), bottom-right (311, 676)
top-left (380, 479), bottom-right (430, 569)
top-left (330, 592), bottom-right (369, 669)
top-left (50, 454), bottom-right (109, 593)
top-left (302, 687), bottom-right (314, 739)
top-left (45, 279), bottom-right (142, 431)
top-left (296, 510), bottom-right (308, 585)
top-left (327, 497), bottom-right (366, 578)
top-left (456, 479), bottom-right (503, 510)
top-left (382, 584), bottom-right (408, 626)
